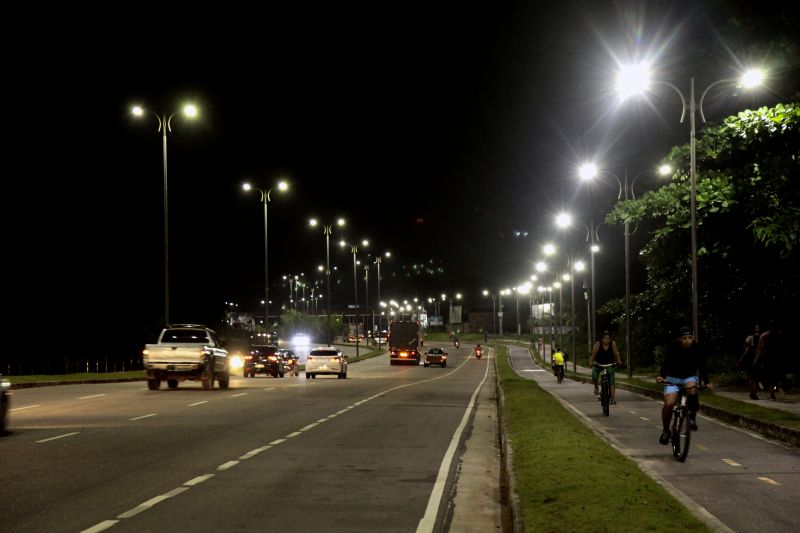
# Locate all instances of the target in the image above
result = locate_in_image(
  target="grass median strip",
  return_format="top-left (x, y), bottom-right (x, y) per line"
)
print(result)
top-left (495, 344), bottom-right (710, 532)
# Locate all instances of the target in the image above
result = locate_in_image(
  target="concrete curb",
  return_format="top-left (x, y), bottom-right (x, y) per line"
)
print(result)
top-left (493, 348), bottom-right (525, 533)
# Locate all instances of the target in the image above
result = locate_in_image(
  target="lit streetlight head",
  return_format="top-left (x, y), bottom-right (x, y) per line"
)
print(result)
top-left (562, 273), bottom-right (571, 281)
top-left (616, 62), bottom-right (651, 100)
top-left (543, 243), bottom-right (556, 256)
top-left (242, 182), bottom-right (252, 191)
top-left (336, 218), bottom-right (346, 227)
top-left (556, 212), bottom-right (572, 228)
top-left (658, 164), bottom-right (672, 176)
top-left (574, 260), bottom-right (586, 272)
top-left (385, 251), bottom-right (391, 257)
top-left (277, 181), bottom-right (288, 191)
top-left (183, 103), bottom-right (199, 118)
top-left (131, 105), bottom-right (144, 116)
top-left (482, 289), bottom-right (489, 296)
top-left (579, 163), bottom-right (598, 181)
top-left (339, 240), bottom-right (346, 247)
top-left (591, 244), bottom-right (600, 253)
top-left (530, 274), bottom-right (538, 281)
top-left (317, 265), bottom-right (324, 272)
top-left (309, 218), bottom-right (318, 227)
top-left (456, 293), bottom-right (462, 300)
top-left (361, 239), bottom-right (369, 247)
top-left (535, 261), bottom-right (547, 273)
top-left (441, 293), bottom-right (446, 300)
top-left (740, 68), bottom-right (765, 89)
top-left (553, 282), bottom-right (561, 289)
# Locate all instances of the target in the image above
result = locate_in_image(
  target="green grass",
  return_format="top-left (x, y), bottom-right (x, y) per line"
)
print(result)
top-left (7, 372), bottom-right (145, 384)
top-left (495, 344), bottom-right (710, 532)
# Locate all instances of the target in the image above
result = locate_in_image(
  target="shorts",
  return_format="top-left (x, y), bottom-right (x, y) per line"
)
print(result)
top-left (592, 364), bottom-right (616, 385)
top-left (663, 376), bottom-right (698, 395)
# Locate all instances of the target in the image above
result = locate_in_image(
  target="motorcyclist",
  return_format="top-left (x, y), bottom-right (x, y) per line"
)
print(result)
top-left (474, 344), bottom-right (482, 358)
top-left (453, 335), bottom-right (460, 348)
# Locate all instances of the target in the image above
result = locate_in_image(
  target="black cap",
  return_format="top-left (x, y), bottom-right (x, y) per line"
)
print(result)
top-left (678, 326), bottom-right (693, 337)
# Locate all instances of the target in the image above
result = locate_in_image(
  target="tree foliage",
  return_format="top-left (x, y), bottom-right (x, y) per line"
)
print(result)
top-left (605, 102), bottom-right (800, 368)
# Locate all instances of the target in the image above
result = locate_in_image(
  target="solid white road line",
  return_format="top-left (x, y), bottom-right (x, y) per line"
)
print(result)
top-left (36, 432), bottom-right (81, 443)
top-left (129, 414), bottom-right (157, 421)
top-left (79, 394), bottom-right (107, 400)
top-left (416, 354), bottom-right (490, 533)
top-left (10, 404), bottom-right (40, 411)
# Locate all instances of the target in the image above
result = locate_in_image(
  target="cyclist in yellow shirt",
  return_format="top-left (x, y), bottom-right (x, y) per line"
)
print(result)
top-left (552, 346), bottom-right (565, 382)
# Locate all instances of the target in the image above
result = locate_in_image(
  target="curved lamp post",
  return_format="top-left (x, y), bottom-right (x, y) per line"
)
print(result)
top-left (131, 102), bottom-right (199, 325)
top-left (243, 180), bottom-right (288, 332)
top-left (310, 217), bottom-right (345, 344)
top-left (617, 63), bottom-right (765, 341)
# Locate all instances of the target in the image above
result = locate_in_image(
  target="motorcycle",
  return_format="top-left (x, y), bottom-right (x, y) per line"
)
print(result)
top-left (454, 340), bottom-right (460, 349)
top-left (475, 347), bottom-right (482, 359)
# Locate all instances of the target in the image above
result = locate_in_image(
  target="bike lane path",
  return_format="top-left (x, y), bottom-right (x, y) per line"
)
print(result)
top-left (505, 344), bottom-right (800, 533)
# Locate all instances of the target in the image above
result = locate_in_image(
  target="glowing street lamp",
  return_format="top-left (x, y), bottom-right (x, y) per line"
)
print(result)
top-left (243, 180), bottom-right (288, 330)
top-left (617, 63), bottom-right (766, 341)
top-left (309, 217), bottom-right (345, 343)
top-left (131, 102), bottom-right (199, 325)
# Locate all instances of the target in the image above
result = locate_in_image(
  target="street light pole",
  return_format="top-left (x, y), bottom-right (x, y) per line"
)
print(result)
top-left (618, 65), bottom-right (765, 342)
top-left (131, 103), bottom-right (199, 325)
top-left (310, 218), bottom-right (345, 345)
top-left (243, 180), bottom-right (288, 333)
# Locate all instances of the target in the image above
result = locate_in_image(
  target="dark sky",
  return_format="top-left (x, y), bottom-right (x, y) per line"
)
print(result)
top-left (6, 0), bottom-right (794, 352)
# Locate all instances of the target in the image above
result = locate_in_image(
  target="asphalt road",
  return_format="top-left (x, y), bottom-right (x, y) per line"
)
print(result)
top-left (506, 344), bottom-right (800, 533)
top-left (0, 346), bottom-right (493, 533)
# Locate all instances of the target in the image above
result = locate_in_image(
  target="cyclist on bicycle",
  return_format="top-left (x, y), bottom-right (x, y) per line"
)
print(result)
top-left (552, 346), bottom-right (565, 375)
top-left (656, 326), bottom-right (713, 445)
top-left (589, 331), bottom-right (622, 403)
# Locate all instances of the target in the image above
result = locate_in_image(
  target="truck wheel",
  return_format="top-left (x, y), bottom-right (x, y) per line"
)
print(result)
top-left (167, 379), bottom-right (179, 389)
top-left (202, 369), bottom-right (214, 390)
top-left (147, 378), bottom-right (160, 390)
top-left (218, 371), bottom-right (230, 389)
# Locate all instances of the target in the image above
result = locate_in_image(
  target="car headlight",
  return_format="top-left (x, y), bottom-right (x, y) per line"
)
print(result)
top-left (229, 355), bottom-right (244, 369)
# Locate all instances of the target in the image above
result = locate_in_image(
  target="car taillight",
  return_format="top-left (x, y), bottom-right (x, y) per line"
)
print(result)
top-left (245, 355), bottom-right (253, 360)
top-left (268, 356), bottom-right (278, 361)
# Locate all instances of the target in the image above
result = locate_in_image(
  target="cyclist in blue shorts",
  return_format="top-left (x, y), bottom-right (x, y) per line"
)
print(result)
top-left (656, 326), bottom-right (713, 444)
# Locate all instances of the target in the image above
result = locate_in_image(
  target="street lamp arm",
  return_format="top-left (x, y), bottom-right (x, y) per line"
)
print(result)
top-left (598, 171), bottom-right (623, 200)
top-left (699, 78), bottom-right (739, 123)
top-left (656, 81), bottom-right (689, 123)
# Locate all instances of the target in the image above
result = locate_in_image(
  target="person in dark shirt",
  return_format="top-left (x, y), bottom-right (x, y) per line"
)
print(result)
top-left (656, 326), bottom-right (713, 445)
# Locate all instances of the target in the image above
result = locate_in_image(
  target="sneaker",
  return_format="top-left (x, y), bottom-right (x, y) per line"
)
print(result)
top-left (659, 430), bottom-right (671, 445)
top-left (689, 417), bottom-right (698, 431)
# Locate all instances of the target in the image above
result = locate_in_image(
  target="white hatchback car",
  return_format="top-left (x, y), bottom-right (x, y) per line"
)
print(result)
top-left (305, 347), bottom-right (348, 379)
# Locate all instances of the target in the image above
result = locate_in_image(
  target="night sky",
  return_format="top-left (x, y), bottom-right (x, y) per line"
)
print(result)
top-left (5, 1), bottom-right (794, 357)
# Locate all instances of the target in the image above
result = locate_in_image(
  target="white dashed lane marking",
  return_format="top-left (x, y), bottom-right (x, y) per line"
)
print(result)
top-left (758, 477), bottom-right (781, 486)
top-left (239, 446), bottom-right (272, 460)
top-left (299, 423), bottom-right (319, 432)
top-left (184, 474), bottom-right (215, 486)
top-left (640, 417), bottom-right (650, 421)
top-left (10, 404), bottom-right (40, 411)
top-left (231, 393), bottom-right (247, 398)
top-left (117, 487), bottom-right (189, 518)
top-left (188, 401), bottom-right (208, 407)
top-left (217, 461), bottom-right (239, 471)
top-left (80, 519), bottom-right (119, 533)
top-left (130, 414), bottom-right (157, 421)
top-left (286, 431), bottom-right (302, 438)
top-left (722, 459), bottom-right (742, 467)
top-left (79, 394), bottom-right (107, 400)
top-left (37, 432), bottom-right (81, 444)
top-left (269, 438), bottom-right (287, 445)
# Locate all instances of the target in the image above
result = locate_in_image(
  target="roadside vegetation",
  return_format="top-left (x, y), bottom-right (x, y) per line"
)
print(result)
top-left (6, 372), bottom-right (145, 384)
top-left (494, 344), bottom-right (710, 531)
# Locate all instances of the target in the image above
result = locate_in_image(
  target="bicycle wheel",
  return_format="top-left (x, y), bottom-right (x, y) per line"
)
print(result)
top-left (671, 408), bottom-right (691, 461)
top-left (601, 376), bottom-right (610, 416)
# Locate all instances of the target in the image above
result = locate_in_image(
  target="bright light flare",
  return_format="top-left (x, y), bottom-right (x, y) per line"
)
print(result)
top-left (591, 244), bottom-right (600, 253)
top-left (616, 62), bottom-right (651, 100)
top-left (277, 181), bottom-right (288, 191)
top-left (535, 261), bottom-right (547, 272)
top-left (309, 218), bottom-right (318, 227)
top-left (579, 163), bottom-right (598, 181)
top-left (229, 354), bottom-right (245, 370)
top-left (574, 261), bottom-right (586, 272)
top-left (131, 105), bottom-right (144, 116)
top-left (556, 212), bottom-right (572, 228)
top-left (183, 104), bottom-right (199, 118)
top-left (740, 68), bottom-right (765, 89)
top-left (543, 243), bottom-right (556, 256)
top-left (658, 164), bottom-right (672, 176)
top-left (242, 182), bottom-right (252, 191)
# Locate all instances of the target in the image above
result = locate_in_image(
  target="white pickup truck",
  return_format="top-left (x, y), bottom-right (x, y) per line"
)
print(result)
top-left (143, 324), bottom-right (230, 390)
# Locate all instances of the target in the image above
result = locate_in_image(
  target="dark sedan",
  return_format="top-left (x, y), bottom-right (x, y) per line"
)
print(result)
top-left (244, 345), bottom-right (285, 378)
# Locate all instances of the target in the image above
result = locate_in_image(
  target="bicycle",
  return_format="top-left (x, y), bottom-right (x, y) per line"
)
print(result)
top-left (664, 379), bottom-right (695, 462)
top-left (595, 363), bottom-right (615, 416)
top-left (553, 364), bottom-right (564, 383)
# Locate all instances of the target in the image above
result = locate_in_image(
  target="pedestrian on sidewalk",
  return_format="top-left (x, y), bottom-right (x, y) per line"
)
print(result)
top-left (737, 323), bottom-right (761, 399)
top-left (589, 331), bottom-right (622, 404)
top-left (755, 320), bottom-right (786, 400)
